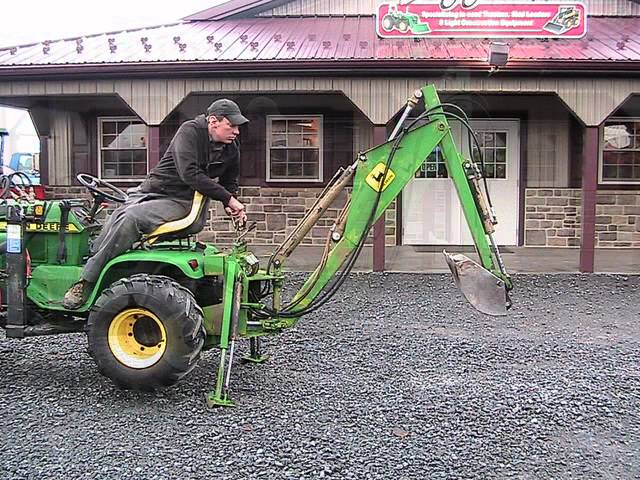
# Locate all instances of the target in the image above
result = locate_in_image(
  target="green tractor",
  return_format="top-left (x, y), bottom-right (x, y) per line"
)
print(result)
top-left (0, 85), bottom-right (512, 406)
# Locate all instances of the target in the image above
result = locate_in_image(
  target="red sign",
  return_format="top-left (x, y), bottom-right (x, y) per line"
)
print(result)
top-left (377, 1), bottom-right (587, 38)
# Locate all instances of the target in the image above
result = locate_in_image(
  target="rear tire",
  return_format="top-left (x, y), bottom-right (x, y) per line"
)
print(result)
top-left (87, 274), bottom-right (205, 390)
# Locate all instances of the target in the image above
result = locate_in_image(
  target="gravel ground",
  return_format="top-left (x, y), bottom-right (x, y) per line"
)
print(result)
top-left (0, 273), bottom-right (638, 480)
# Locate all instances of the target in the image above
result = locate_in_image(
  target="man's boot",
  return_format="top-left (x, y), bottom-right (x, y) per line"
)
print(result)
top-left (63, 280), bottom-right (92, 310)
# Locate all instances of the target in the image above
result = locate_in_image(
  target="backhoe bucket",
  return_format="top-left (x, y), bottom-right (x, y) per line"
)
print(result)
top-left (443, 250), bottom-right (508, 316)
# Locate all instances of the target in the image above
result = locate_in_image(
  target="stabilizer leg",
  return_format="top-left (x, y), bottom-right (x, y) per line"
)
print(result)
top-left (242, 337), bottom-right (268, 364)
top-left (206, 262), bottom-right (241, 407)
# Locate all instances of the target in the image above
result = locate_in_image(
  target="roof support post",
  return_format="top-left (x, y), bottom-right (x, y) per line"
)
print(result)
top-left (148, 126), bottom-right (160, 170)
top-left (373, 125), bottom-right (387, 272)
top-left (580, 126), bottom-right (599, 273)
top-left (39, 135), bottom-right (49, 186)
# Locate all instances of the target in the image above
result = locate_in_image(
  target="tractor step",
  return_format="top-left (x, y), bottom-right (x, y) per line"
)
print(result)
top-left (4, 320), bottom-right (85, 338)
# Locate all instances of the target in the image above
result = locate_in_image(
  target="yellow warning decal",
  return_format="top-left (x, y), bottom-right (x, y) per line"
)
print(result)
top-left (0, 221), bottom-right (80, 233)
top-left (365, 163), bottom-right (396, 192)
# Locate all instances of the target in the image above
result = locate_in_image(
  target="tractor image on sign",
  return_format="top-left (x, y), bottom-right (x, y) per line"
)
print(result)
top-left (543, 6), bottom-right (581, 35)
top-left (0, 85), bottom-right (512, 406)
top-left (381, 3), bottom-right (431, 34)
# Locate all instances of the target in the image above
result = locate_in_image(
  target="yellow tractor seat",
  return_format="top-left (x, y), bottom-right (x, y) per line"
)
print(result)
top-left (142, 191), bottom-right (210, 245)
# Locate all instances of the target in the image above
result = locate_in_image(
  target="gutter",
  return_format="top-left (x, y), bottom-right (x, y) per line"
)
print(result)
top-left (0, 59), bottom-right (639, 80)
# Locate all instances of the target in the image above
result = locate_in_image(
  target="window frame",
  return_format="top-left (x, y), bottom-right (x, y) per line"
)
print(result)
top-left (265, 114), bottom-right (323, 183)
top-left (413, 122), bottom-right (510, 180)
top-left (599, 117), bottom-right (640, 185)
top-left (98, 116), bottom-right (149, 182)
top-left (473, 129), bottom-right (509, 180)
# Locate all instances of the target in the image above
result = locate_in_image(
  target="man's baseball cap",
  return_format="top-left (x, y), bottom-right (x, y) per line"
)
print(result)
top-left (206, 99), bottom-right (249, 126)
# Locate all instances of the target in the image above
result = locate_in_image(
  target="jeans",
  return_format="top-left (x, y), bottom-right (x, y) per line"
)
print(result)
top-left (81, 192), bottom-right (192, 283)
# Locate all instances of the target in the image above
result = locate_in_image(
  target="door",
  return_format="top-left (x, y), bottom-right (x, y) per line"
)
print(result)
top-left (403, 119), bottom-right (520, 245)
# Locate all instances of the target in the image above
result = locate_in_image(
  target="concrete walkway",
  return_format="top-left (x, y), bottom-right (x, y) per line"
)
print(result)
top-left (249, 245), bottom-right (640, 274)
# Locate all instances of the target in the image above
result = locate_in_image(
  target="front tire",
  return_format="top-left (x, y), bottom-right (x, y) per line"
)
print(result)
top-left (87, 274), bottom-right (205, 390)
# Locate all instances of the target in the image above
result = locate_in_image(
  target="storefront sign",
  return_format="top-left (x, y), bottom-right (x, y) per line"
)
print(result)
top-left (377, 1), bottom-right (587, 38)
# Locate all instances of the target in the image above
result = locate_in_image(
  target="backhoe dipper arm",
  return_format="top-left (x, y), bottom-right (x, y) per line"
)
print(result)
top-left (275, 85), bottom-right (512, 318)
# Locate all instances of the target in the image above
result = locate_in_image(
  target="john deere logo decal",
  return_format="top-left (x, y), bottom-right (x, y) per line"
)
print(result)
top-left (366, 163), bottom-right (396, 192)
top-left (0, 221), bottom-right (80, 233)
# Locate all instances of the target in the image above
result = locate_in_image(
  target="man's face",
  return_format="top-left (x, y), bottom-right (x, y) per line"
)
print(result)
top-left (208, 116), bottom-right (240, 144)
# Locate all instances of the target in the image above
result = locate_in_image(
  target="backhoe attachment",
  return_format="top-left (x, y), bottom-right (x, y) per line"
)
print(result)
top-left (269, 84), bottom-right (513, 318)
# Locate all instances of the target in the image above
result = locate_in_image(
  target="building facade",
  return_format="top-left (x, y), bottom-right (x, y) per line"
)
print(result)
top-left (0, 0), bottom-right (639, 272)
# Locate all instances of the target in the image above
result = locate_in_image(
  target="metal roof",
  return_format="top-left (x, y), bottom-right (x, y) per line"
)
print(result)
top-left (0, 16), bottom-right (638, 75)
top-left (182, 0), bottom-right (292, 21)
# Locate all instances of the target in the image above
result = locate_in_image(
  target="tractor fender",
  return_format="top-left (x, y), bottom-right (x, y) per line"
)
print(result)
top-left (87, 249), bottom-right (208, 308)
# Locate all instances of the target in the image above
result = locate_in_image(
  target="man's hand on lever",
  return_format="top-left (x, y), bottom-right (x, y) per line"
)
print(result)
top-left (225, 196), bottom-right (247, 229)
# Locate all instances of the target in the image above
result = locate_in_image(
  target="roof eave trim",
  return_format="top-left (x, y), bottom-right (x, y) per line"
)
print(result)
top-left (1, 60), bottom-right (639, 79)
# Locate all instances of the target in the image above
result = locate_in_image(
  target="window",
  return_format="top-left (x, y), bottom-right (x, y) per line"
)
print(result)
top-left (15, 154), bottom-right (35, 171)
top-left (473, 130), bottom-right (507, 179)
top-left (416, 146), bottom-right (447, 178)
top-left (601, 119), bottom-right (640, 184)
top-left (410, 115), bottom-right (445, 178)
top-left (414, 129), bottom-right (508, 179)
top-left (267, 115), bottom-right (322, 182)
top-left (99, 117), bottom-right (148, 181)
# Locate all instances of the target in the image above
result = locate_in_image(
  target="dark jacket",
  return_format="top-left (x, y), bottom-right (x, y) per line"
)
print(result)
top-left (140, 115), bottom-right (239, 206)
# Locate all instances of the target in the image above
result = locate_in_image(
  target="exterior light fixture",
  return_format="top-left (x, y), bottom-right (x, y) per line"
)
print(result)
top-left (488, 42), bottom-right (509, 69)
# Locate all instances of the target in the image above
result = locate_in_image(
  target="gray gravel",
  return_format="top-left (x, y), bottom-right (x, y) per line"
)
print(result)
top-left (1, 273), bottom-right (639, 480)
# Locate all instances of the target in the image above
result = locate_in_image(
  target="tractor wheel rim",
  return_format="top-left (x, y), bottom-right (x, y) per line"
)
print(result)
top-left (108, 308), bottom-right (167, 369)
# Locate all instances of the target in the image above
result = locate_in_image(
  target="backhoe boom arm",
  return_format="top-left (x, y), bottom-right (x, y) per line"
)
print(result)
top-left (272, 85), bottom-right (512, 319)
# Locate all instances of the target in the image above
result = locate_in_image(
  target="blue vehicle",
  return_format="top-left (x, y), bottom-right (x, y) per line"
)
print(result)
top-left (0, 128), bottom-right (40, 185)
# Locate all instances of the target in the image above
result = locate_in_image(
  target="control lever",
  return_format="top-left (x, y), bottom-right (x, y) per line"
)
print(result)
top-left (86, 194), bottom-right (110, 223)
top-left (235, 221), bottom-right (257, 243)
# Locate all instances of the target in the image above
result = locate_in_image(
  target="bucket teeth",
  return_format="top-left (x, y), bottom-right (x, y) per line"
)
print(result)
top-left (443, 250), bottom-right (508, 316)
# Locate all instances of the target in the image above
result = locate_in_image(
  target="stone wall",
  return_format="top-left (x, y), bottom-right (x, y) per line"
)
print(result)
top-left (594, 192), bottom-right (640, 247)
top-left (203, 186), bottom-right (398, 247)
top-left (44, 185), bottom-right (398, 247)
top-left (525, 189), bottom-right (640, 247)
top-left (43, 186), bottom-right (640, 248)
top-left (524, 189), bottom-right (582, 247)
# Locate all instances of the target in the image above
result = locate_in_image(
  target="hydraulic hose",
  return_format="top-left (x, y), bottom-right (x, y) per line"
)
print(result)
top-left (251, 104), bottom-right (495, 320)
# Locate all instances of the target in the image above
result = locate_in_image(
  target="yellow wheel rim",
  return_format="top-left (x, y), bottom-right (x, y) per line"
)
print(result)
top-left (108, 308), bottom-right (167, 369)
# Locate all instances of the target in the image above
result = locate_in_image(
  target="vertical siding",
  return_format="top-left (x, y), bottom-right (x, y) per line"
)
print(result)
top-left (3, 76), bottom-right (637, 190)
top-left (167, 79), bottom-right (186, 113)
top-left (440, 93), bottom-right (571, 188)
top-left (258, 0), bottom-right (640, 16)
top-left (353, 114), bottom-right (373, 153)
top-left (503, 97), bottom-right (571, 188)
top-left (585, 0), bottom-right (640, 15)
top-left (50, 111), bottom-right (72, 184)
top-left (1, 76), bottom-right (639, 127)
top-left (149, 79), bottom-right (168, 124)
top-left (259, 0), bottom-right (377, 16)
top-left (527, 119), bottom-right (570, 188)
top-left (131, 80), bottom-right (151, 123)
top-left (556, 78), bottom-right (633, 126)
